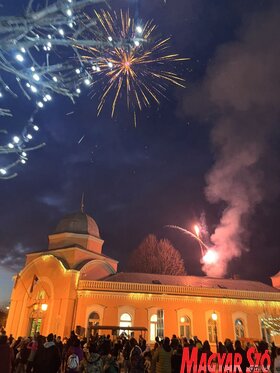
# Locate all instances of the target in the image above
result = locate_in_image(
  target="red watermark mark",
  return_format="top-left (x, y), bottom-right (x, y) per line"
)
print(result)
top-left (180, 347), bottom-right (271, 373)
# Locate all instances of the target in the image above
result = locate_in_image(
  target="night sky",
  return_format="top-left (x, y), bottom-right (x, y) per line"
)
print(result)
top-left (1, 0), bottom-right (280, 305)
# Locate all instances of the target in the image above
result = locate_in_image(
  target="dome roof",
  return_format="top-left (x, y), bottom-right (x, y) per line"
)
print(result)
top-left (54, 212), bottom-right (100, 238)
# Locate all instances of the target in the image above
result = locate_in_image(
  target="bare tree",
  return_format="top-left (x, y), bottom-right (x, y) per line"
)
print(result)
top-left (127, 234), bottom-right (186, 276)
top-left (0, 0), bottom-right (109, 115)
top-left (0, 307), bottom-right (8, 328)
top-left (0, 0), bottom-right (125, 178)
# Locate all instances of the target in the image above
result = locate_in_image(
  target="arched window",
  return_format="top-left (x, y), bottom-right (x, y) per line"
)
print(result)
top-left (260, 319), bottom-right (271, 343)
top-left (235, 319), bottom-right (245, 339)
top-left (119, 313), bottom-right (132, 334)
top-left (87, 312), bottom-right (100, 337)
top-left (88, 312), bottom-right (100, 327)
top-left (180, 316), bottom-right (191, 338)
top-left (37, 290), bottom-right (46, 300)
top-left (150, 314), bottom-right (157, 341)
top-left (208, 318), bottom-right (217, 344)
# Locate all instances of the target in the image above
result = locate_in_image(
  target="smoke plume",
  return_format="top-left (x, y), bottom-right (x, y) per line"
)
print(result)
top-left (182, 3), bottom-right (280, 277)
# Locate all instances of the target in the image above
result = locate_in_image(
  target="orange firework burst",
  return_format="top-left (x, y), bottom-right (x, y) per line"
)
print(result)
top-left (80, 10), bottom-right (188, 121)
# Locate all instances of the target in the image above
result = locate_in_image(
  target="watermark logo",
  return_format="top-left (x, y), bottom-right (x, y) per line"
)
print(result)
top-left (180, 347), bottom-right (271, 373)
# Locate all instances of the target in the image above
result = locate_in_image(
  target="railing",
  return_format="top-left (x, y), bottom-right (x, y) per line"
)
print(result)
top-left (78, 280), bottom-right (280, 302)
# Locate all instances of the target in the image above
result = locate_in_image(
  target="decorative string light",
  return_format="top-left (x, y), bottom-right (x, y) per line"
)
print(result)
top-left (0, 112), bottom-right (45, 179)
top-left (0, 0), bottom-right (187, 178)
top-left (0, 0), bottom-right (110, 179)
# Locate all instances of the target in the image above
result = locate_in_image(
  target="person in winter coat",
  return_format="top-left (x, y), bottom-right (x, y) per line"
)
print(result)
top-left (0, 335), bottom-right (13, 373)
top-left (274, 348), bottom-right (280, 373)
top-left (199, 341), bottom-right (213, 373)
top-left (234, 340), bottom-right (249, 373)
top-left (33, 333), bottom-right (61, 373)
top-left (33, 336), bottom-right (45, 373)
top-left (151, 342), bottom-right (159, 373)
top-left (26, 336), bottom-right (38, 373)
top-left (79, 344), bottom-right (103, 373)
top-left (122, 339), bottom-right (131, 373)
top-left (153, 337), bottom-right (172, 373)
top-left (66, 337), bottom-right (84, 372)
top-left (15, 338), bottom-right (30, 373)
top-left (171, 344), bottom-right (183, 373)
top-left (130, 337), bottom-right (145, 373)
top-left (56, 335), bottom-right (63, 358)
top-left (103, 354), bottom-right (119, 373)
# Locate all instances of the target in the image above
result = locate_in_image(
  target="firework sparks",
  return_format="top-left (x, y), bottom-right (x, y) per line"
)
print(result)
top-left (202, 249), bottom-right (219, 265)
top-left (165, 224), bottom-right (220, 273)
top-left (81, 10), bottom-right (188, 120)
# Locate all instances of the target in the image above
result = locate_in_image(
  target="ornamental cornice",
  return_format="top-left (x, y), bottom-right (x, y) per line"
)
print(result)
top-left (76, 290), bottom-right (280, 309)
top-left (78, 280), bottom-right (280, 302)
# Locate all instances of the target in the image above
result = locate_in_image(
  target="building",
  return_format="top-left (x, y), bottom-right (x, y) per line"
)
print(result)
top-left (6, 211), bottom-right (280, 346)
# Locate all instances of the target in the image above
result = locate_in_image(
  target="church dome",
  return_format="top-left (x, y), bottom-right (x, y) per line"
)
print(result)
top-left (55, 212), bottom-right (100, 238)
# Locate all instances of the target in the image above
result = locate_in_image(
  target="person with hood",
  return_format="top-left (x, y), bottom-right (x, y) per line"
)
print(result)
top-left (0, 335), bottom-right (13, 373)
top-left (34, 333), bottom-right (61, 373)
top-left (153, 337), bottom-right (172, 373)
top-left (80, 344), bottom-right (103, 373)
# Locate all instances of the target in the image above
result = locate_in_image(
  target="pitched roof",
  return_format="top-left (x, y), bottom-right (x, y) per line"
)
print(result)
top-left (103, 272), bottom-right (279, 293)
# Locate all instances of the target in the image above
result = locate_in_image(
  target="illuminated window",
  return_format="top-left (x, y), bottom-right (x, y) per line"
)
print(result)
top-left (88, 312), bottom-right (100, 336)
top-left (235, 319), bottom-right (245, 339)
top-left (150, 314), bottom-right (157, 341)
top-left (157, 309), bottom-right (164, 338)
top-left (119, 313), bottom-right (132, 334)
top-left (30, 318), bottom-right (42, 336)
top-left (179, 316), bottom-right (191, 338)
top-left (260, 319), bottom-right (271, 343)
top-left (208, 318), bottom-right (217, 343)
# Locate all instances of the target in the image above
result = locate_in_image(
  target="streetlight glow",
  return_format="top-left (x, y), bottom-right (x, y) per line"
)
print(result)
top-left (41, 303), bottom-right (48, 311)
top-left (211, 311), bottom-right (218, 321)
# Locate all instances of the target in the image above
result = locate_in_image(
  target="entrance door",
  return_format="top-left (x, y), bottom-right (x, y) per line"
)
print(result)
top-left (29, 318), bottom-right (42, 336)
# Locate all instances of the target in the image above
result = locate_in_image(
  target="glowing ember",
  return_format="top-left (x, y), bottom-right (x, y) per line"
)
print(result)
top-left (194, 224), bottom-right (200, 237)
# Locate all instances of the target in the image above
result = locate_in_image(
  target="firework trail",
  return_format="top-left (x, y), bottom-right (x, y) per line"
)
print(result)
top-left (165, 225), bottom-right (220, 269)
top-left (165, 225), bottom-right (210, 251)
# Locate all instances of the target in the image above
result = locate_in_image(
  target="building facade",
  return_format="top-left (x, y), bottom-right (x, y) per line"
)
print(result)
top-left (6, 212), bottom-right (280, 346)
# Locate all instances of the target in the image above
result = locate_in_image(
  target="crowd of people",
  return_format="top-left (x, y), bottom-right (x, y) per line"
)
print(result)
top-left (0, 328), bottom-right (280, 373)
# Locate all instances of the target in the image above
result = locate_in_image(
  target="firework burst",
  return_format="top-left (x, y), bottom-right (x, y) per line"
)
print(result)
top-left (80, 10), bottom-right (188, 121)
